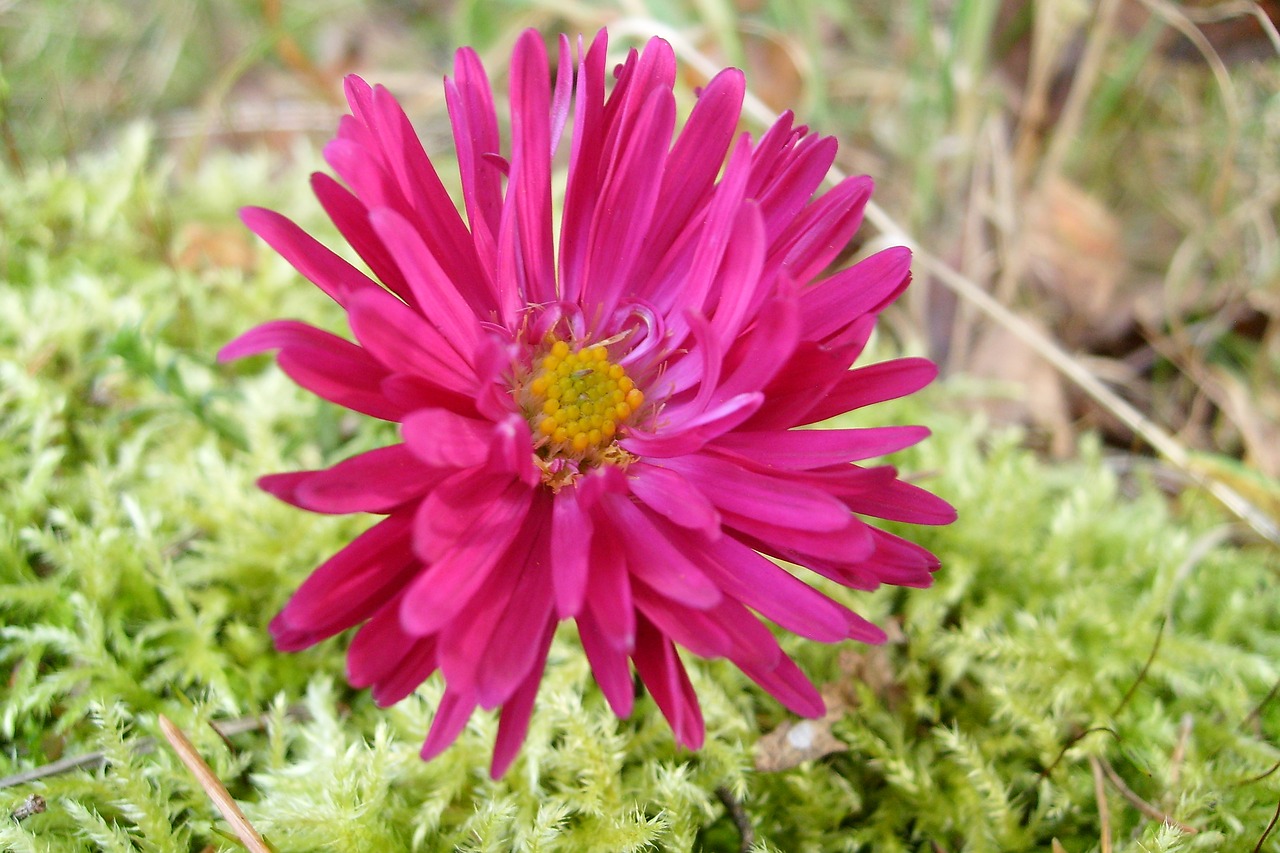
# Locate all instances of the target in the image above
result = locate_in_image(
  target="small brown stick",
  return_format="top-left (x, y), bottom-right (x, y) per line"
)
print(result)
top-left (1168, 713), bottom-right (1193, 793)
top-left (158, 715), bottom-right (271, 853)
top-left (1090, 755), bottom-right (1113, 853)
top-left (1254, 796), bottom-right (1280, 853)
top-left (1097, 756), bottom-right (1199, 834)
top-left (715, 786), bottom-right (755, 853)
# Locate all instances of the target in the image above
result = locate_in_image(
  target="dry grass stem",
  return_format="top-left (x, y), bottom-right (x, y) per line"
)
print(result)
top-left (158, 715), bottom-right (271, 853)
top-left (1098, 756), bottom-right (1199, 834)
top-left (1091, 755), bottom-right (1113, 853)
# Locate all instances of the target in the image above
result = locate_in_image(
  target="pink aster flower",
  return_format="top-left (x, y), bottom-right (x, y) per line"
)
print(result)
top-left (221, 28), bottom-right (955, 778)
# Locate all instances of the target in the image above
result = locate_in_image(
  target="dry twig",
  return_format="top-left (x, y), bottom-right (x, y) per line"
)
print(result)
top-left (158, 715), bottom-right (271, 853)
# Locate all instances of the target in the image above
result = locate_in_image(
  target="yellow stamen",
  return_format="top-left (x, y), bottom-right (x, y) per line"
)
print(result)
top-left (520, 336), bottom-right (644, 462)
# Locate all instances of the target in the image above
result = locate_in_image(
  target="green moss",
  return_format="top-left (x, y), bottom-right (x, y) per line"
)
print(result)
top-left (2, 131), bottom-right (1278, 853)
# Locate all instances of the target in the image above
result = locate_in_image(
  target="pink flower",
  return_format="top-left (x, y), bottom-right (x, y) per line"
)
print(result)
top-left (221, 28), bottom-right (955, 778)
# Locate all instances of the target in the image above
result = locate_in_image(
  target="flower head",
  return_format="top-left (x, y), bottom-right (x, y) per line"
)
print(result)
top-left (221, 29), bottom-right (955, 777)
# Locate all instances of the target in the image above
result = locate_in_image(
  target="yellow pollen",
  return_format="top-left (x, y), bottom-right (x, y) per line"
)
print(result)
top-left (522, 337), bottom-right (644, 460)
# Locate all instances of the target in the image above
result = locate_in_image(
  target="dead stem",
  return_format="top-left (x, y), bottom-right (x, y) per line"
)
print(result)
top-left (159, 715), bottom-right (271, 853)
top-left (1090, 755), bottom-right (1113, 853)
top-left (1098, 756), bottom-right (1199, 834)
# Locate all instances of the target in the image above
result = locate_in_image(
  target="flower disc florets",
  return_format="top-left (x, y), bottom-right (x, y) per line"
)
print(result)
top-left (515, 337), bottom-right (645, 486)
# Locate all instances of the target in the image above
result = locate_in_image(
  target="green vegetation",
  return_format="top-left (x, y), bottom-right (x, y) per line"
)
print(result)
top-left (2, 1), bottom-right (1278, 850)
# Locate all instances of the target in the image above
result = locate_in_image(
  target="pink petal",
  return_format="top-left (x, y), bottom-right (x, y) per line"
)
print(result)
top-left (446, 47), bottom-right (503, 259)
top-left (310, 173), bottom-right (413, 305)
top-left (419, 688), bottom-right (478, 762)
top-left (576, 607), bottom-right (634, 718)
top-left (277, 347), bottom-right (404, 421)
top-left (754, 134), bottom-right (837, 238)
top-left (799, 246), bottom-right (912, 340)
top-left (632, 616), bottom-right (704, 749)
top-left (711, 425), bottom-right (931, 469)
top-left (736, 650), bottom-right (825, 718)
top-left (656, 453), bottom-right (852, 532)
top-left (368, 207), bottom-right (481, 357)
top-left (220, 321), bottom-right (405, 421)
top-left (239, 207), bottom-right (378, 306)
top-left (581, 86), bottom-right (675, 322)
top-left (550, 489), bottom-right (592, 617)
top-left (401, 475), bottom-right (533, 634)
top-left (549, 34), bottom-right (573, 156)
top-left (723, 510), bottom-right (875, 568)
top-left (622, 392), bottom-right (762, 458)
top-left (558, 29), bottom-right (609, 304)
top-left (680, 527), bottom-right (861, 643)
top-left (346, 287), bottom-right (475, 395)
top-left (767, 175), bottom-right (873, 285)
top-left (401, 408), bottom-right (493, 469)
top-left (490, 619), bottom-right (556, 778)
top-left (276, 511), bottom-right (418, 638)
top-left (294, 444), bottom-right (444, 513)
top-left (625, 463), bottom-right (720, 536)
top-left (347, 593), bottom-right (423, 687)
top-left (367, 85), bottom-right (488, 304)
top-left (601, 496), bottom-right (722, 609)
top-left (843, 478), bottom-right (957, 525)
top-left (707, 202), bottom-right (768, 349)
top-left (632, 581), bottom-right (734, 660)
top-left (506, 30), bottom-right (556, 305)
top-left (635, 68), bottom-right (746, 280)
top-left (583, 515), bottom-right (635, 652)
top-left (471, 504), bottom-right (557, 707)
top-left (800, 357), bottom-right (938, 425)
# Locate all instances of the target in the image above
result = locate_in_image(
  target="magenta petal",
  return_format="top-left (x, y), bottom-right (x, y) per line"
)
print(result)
top-left (622, 392), bottom-right (762, 458)
top-left (632, 616), bottom-right (704, 749)
top-left (507, 30), bottom-right (556, 304)
top-left (295, 444), bottom-right (443, 513)
top-left (626, 463), bottom-right (720, 535)
top-left (276, 347), bottom-right (405, 421)
top-left (368, 207), bottom-right (481, 356)
top-left (310, 172), bottom-right (413, 304)
top-left (800, 357), bottom-right (939, 425)
top-left (346, 288), bottom-right (476, 395)
top-left (657, 453), bottom-right (851, 532)
top-left (685, 529), bottom-right (859, 643)
top-left (712, 425), bottom-right (931, 469)
top-left (576, 607), bottom-right (634, 718)
top-left (601, 496), bottom-right (722, 609)
top-left (550, 489), bottom-right (592, 617)
top-left (239, 207), bottom-right (378, 306)
top-left (799, 246), bottom-right (912, 340)
top-left (401, 476), bottom-right (533, 634)
top-left (347, 594), bottom-right (425, 688)
top-left (490, 619), bottom-right (556, 778)
top-left (474, 522), bottom-right (556, 708)
top-left (420, 688), bottom-right (478, 762)
top-left (843, 478), bottom-right (957, 525)
top-left (769, 175), bottom-right (873, 284)
top-left (724, 510), bottom-right (875, 568)
top-left (637, 68), bottom-right (745, 278)
top-left (278, 511), bottom-right (418, 637)
top-left (632, 582), bottom-right (735, 660)
top-left (583, 515), bottom-right (635, 652)
top-left (581, 86), bottom-right (675, 321)
top-left (737, 650), bottom-right (825, 718)
top-left (401, 408), bottom-right (492, 469)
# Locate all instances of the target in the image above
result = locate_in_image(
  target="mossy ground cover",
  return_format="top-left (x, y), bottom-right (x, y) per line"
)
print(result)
top-left (0, 123), bottom-right (1277, 852)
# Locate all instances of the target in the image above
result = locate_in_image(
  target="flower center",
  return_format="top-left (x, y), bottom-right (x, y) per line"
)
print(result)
top-left (520, 338), bottom-right (644, 462)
